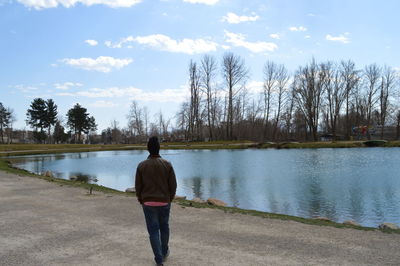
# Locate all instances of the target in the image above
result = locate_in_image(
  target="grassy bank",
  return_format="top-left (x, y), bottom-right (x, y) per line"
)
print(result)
top-left (1, 140), bottom-right (400, 157)
top-left (0, 141), bottom-right (255, 157)
top-left (1, 159), bottom-right (399, 234)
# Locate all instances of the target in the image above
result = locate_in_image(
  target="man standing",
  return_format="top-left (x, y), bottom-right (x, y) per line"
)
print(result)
top-left (135, 136), bottom-right (177, 266)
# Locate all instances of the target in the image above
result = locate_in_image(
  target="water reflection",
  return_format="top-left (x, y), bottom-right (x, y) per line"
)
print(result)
top-left (9, 148), bottom-right (400, 227)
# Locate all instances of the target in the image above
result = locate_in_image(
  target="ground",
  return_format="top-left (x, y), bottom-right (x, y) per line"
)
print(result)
top-left (1, 171), bottom-right (400, 266)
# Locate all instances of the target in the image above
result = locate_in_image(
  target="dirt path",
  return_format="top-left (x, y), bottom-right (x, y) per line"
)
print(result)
top-left (1, 171), bottom-right (399, 266)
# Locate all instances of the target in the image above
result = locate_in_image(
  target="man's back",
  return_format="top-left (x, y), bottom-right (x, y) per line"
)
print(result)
top-left (135, 155), bottom-right (177, 204)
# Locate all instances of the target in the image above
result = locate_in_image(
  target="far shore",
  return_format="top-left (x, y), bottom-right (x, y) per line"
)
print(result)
top-left (1, 140), bottom-right (400, 157)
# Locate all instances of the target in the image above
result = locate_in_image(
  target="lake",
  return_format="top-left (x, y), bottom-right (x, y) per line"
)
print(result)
top-left (9, 148), bottom-right (400, 227)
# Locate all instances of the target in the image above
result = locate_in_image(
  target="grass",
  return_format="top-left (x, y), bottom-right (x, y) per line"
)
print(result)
top-left (271, 141), bottom-right (366, 149)
top-left (0, 142), bottom-right (253, 157)
top-left (1, 158), bottom-right (399, 234)
top-left (257, 140), bottom-right (400, 149)
top-left (383, 140), bottom-right (400, 147)
top-left (1, 140), bottom-right (400, 157)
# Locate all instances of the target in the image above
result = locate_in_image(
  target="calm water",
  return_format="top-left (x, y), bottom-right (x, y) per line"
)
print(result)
top-left (9, 148), bottom-right (400, 227)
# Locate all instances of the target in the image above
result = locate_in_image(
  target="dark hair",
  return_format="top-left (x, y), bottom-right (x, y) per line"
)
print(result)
top-left (147, 136), bottom-right (160, 155)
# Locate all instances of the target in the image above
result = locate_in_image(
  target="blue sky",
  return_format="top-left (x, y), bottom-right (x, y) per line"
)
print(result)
top-left (1, 0), bottom-right (399, 131)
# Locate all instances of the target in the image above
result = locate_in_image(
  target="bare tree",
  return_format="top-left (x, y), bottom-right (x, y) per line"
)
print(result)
top-left (363, 64), bottom-right (381, 139)
top-left (0, 103), bottom-right (11, 143)
top-left (127, 100), bottom-right (145, 142)
top-left (234, 88), bottom-right (249, 139)
top-left (200, 55), bottom-right (218, 140)
top-left (110, 119), bottom-right (121, 144)
top-left (6, 107), bottom-right (16, 144)
top-left (293, 59), bottom-right (326, 141)
top-left (282, 87), bottom-right (295, 140)
top-left (143, 106), bottom-right (149, 139)
top-left (262, 61), bottom-right (279, 140)
top-left (272, 64), bottom-right (290, 140)
top-left (188, 60), bottom-right (202, 141)
top-left (176, 102), bottom-right (190, 140)
top-left (222, 52), bottom-right (248, 140)
top-left (156, 111), bottom-right (170, 140)
top-left (379, 66), bottom-right (396, 138)
top-left (340, 60), bottom-right (360, 140)
top-left (245, 95), bottom-right (263, 140)
top-left (325, 62), bottom-right (347, 140)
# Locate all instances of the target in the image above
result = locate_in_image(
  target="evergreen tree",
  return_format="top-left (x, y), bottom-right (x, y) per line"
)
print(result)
top-left (53, 120), bottom-right (68, 143)
top-left (67, 104), bottom-right (97, 143)
top-left (0, 102), bottom-right (11, 144)
top-left (44, 99), bottom-right (58, 143)
top-left (26, 98), bottom-right (47, 143)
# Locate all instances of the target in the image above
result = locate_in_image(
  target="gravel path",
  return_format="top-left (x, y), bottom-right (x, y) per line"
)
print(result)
top-left (1, 171), bottom-right (399, 266)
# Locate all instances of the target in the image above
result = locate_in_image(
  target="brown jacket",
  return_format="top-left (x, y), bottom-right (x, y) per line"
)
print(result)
top-left (135, 155), bottom-right (177, 204)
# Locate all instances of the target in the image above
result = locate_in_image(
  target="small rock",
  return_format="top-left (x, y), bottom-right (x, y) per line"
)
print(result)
top-left (125, 187), bottom-right (135, 193)
top-left (69, 176), bottom-right (78, 181)
top-left (314, 216), bottom-right (331, 222)
top-left (174, 195), bottom-right (186, 200)
top-left (379, 223), bottom-right (399, 230)
top-left (192, 197), bottom-right (206, 204)
top-left (44, 170), bottom-right (53, 178)
top-left (207, 198), bottom-right (227, 207)
top-left (343, 220), bottom-right (361, 227)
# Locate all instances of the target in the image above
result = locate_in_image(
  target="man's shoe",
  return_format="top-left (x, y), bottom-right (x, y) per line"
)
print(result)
top-left (163, 249), bottom-right (170, 262)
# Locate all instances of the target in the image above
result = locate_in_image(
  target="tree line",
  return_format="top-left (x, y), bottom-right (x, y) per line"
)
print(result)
top-left (26, 98), bottom-right (97, 144)
top-left (1, 53), bottom-right (399, 144)
top-left (0, 99), bottom-right (97, 144)
top-left (175, 53), bottom-right (400, 142)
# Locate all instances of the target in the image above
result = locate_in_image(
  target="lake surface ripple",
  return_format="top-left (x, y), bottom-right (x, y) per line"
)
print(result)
top-left (10, 148), bottom-right (400, 227)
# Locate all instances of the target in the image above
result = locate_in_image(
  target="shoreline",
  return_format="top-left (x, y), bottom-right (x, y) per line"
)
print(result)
top-left (1, 140), bottom-right (400, 157)
top-left (1, 160), bottom-right (398, 233)
top-left (1, 169), bottom-right (400, 265)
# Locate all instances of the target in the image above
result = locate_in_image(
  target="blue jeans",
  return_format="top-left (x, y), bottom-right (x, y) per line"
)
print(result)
top-left (142, 204), bottom-right (171, 264)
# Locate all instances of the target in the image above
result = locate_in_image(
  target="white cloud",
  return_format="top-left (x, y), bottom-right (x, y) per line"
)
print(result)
top-left (183, 0), bottom-right (219, 5)
top-left (54, 82), bottom-right (83, 90)
top-left (326, 34), bottom-right (350, 44)
top-left (89, 100), bottom-right (118, 108)
top-left (247, 80), bottom-right (264, 94)
top-left (107, 34), bottom-right (218, 54)
top-left (14, 84), bottom-right (40, 93)
top-left (289, 26), bottom-right (307, 32)
top-left (304, 35), bottom-right (311, 39)
top-left (224, 31), bottom-right (278, 53)
top-left (222, 12), bottom-right (259, 24)
top-left (269, 33), bottom-right (280, 40)
top-left (61, 56), bottom-right (133, 72)
top-left (16, 0), bottom-right (142, 9)
top-left (85, 40), bottom-right (98, 46)
top-left (57, 86), bottom-right (189, 103)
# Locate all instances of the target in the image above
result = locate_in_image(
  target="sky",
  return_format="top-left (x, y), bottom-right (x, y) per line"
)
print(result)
top-left (1, 0), bottom-right (399, 131)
